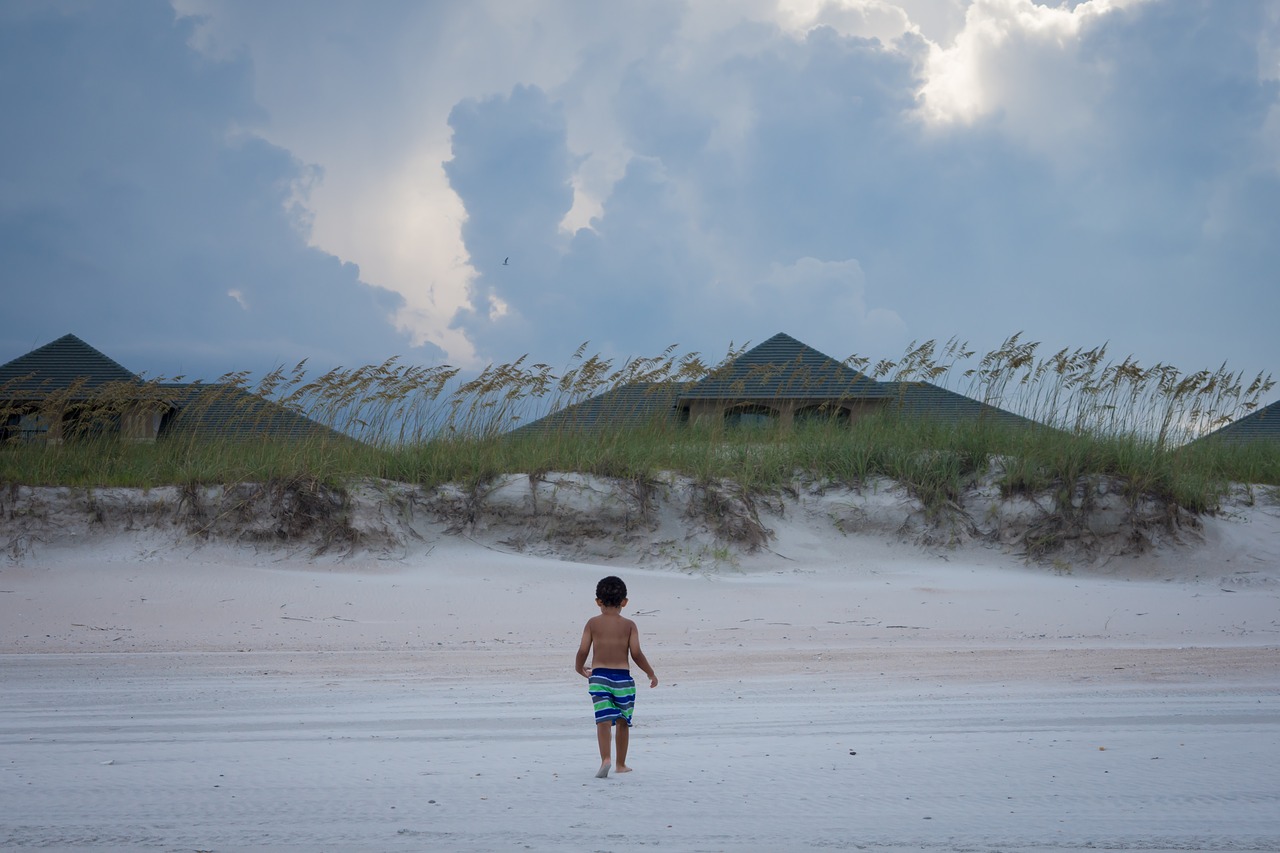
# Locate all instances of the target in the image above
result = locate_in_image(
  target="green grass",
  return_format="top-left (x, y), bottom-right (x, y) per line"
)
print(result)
top-left (2, 334), bottom-right (1276, 521)
top-left (4, 410), bottom-right (1276, 522)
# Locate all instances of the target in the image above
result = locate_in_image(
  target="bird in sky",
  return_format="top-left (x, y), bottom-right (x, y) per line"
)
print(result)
top-left (503, 257), bottom-right (509, 266)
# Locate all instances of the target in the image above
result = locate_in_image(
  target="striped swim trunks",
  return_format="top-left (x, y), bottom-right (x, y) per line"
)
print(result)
top-left (588, 668), bottom-right (636, 727)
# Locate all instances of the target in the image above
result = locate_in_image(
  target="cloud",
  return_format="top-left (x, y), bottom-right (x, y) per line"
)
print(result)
top-left (445, 86), bottom-right (577, 279)
top-left (442, 26), bottom-right (924, 362)
top-left (919, 0), bottom-right (1144, 132)
top-left (3, 0), bottom-right (1277, 389)
top-left (0, 0), bottom-right (418, 378)
top-left (425, 2), bottom-right (1280, 379)
top-left (756, 258), bottom-right (906, 357)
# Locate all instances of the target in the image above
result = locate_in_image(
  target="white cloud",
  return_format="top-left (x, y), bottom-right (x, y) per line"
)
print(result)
top-left (773, 0), bottom-right (918, 43)
top-left (917, 0), bottom-right (1154, 161)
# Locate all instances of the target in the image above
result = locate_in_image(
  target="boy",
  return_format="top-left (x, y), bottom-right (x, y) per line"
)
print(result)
top-left (574, 575), bottom-right (658, 778)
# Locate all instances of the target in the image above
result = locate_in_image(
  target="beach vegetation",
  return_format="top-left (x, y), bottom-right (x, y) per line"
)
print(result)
top-left (2, 334), bottom-right (1276, 529)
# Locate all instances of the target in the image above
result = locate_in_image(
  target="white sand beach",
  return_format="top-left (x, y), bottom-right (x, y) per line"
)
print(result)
top-left (2, 481), bottom-right (1279, 852)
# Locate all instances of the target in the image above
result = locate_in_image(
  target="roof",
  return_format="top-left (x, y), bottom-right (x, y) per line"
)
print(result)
top-left (0, 334), bottom-right (345, 442)
top-left (506, 335), bottom-right (1048, 436)
top-left (0, 334), bottom-right (141, 397)
top-left (157, 383), bottom-right (350, 442)
top-left (506, 382), bottom-right (689, 437)
top-left (679, 333), bottom-right (889, 401)
top-left (1195, 399), bottom-right (1280, 445)
top-left (884, 381), bottom-right (1044, 431)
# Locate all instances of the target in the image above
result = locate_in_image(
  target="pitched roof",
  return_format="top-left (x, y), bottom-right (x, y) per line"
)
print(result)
top-left (884, 381), bottom-right (1045, 431)
top-left (0, 335), bottom-right (345, 442)
top-left (1195, 399), bottom-right (1280, 444)
top-left (506, 382), bottom-right (688, 437)
top-left (679, 332), bottom-right (889, 400)
top-left (0, 334), bottom-right (141, 397)
top-left (505, 336), bottom-right (1053, 435)
top-left (158, 383), bottom-right (351, 443)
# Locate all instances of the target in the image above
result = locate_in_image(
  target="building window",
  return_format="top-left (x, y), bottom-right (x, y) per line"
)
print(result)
top-left (724, 404), bottom-right (777, 429)
top-left (16, 409), bottom-right (50, 438)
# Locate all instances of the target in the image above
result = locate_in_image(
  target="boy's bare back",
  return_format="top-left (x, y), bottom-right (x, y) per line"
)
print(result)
top-left (583, 613), bottom-right (639, 670)
top-left (575, 611), bottom-right (657, 687)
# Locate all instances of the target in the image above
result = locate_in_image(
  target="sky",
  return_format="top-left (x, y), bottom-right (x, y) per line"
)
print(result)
top-left (1, 0), bottom-right (1277, 390)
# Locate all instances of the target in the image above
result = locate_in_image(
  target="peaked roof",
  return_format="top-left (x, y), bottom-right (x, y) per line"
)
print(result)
top-left (158, 384), bottom-right (351, 443)
top-left (506, 382), bottom-right (689, 437)
top-left (0, 334), bottom-right (346, 442)
top-left (0, 334), bottom-right (141, 396)
top-left (680, 333), bottom-right (890, 400)
top-left (509, 334), bottom-right (1038, 436)
top-left (1195, 399), bottom-right (1280, 444)
top-left (885, 381), bottom-right (1044, 431)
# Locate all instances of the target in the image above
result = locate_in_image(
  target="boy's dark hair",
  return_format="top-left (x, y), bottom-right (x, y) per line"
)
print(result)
top-left (596, 576), bottom-right (627, 608)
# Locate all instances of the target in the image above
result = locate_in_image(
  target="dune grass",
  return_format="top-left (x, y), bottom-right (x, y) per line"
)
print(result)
top-left (2, 334), bottom-right (1276, 519)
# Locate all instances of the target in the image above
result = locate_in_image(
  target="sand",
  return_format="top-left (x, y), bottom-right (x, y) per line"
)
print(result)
top-left (2, 487), bottom-right (1278, 851)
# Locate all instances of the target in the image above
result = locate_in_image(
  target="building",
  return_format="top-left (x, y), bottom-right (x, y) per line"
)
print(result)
top-left (509, 332), bottom-right (1040, 436)
top-left (0, 334), bottom-right (341, 443)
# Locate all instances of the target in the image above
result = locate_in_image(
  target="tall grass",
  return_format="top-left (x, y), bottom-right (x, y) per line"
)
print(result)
top-left (2, 334), bottom-right (1276, 517)
top-left (867, 334), bottom-right (1273, 445)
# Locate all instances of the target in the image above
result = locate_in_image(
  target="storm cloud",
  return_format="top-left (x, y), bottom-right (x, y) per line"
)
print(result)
top-left (2, 0), bottom-right (1276, 384)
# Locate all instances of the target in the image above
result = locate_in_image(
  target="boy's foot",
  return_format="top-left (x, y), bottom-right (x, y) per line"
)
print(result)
top-left (615, 764), bottom-right (633, 774)
top-left (595, 762), bottom-right (611, 778)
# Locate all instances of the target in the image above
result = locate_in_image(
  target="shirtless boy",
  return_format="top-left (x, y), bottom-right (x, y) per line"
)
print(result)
top-left (574, 575), bottom-right (658, 778)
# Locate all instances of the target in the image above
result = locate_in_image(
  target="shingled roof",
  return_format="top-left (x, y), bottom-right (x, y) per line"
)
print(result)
top-left (1, 334), bottom-right (345, 443)
top-left (506, 382), bottom-right (689, 437)
top-left (1195, 399), bottom-right (1280, 445)
top-left (0, 334), bottom-right (141, 397)
top-left (156, 383), bottom-right (350, 443)
top-left (884, 381), bottom-right (1043, 431)
top-left (506, 333), bottom-right (1046, 436)
top-left (679, 333), bottom-right (889, 401)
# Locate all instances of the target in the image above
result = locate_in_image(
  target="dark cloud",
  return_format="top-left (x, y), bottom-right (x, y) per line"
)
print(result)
top-left (0, 1), bottom-right (418, 379)
top-left (444, 85), bottom-right (724, 362)
top-left (442, 7), bottom-right (1278, 376)
top-left (444, 31), bottom-right (923, 364)
top-left (445, 85), bottom-right (576, 284)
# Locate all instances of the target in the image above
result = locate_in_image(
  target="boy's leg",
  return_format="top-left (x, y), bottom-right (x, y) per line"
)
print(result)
top-left (615, 721), bottom-right (631, 771)
top-left (595, 722), bottom-right (613, 777)
top-left (596, 721), bottom-right (612, 761)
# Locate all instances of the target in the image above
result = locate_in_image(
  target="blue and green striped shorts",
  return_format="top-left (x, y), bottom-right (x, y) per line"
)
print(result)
top-left (588, 668), bottom-right (636, 727)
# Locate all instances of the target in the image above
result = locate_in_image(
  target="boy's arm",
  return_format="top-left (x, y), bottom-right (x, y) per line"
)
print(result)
top-left (628, 624), bottom-right (658, 688)
top-left (574, 623), bottom-right (593, 678)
